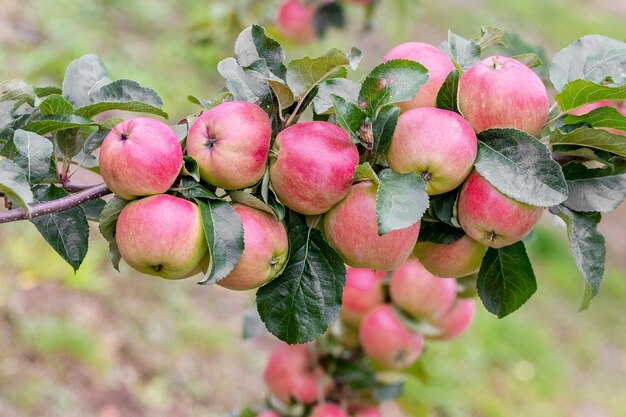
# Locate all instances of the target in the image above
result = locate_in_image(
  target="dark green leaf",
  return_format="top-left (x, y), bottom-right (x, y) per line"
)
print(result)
top-left (417, 221), bottom-right (465, 244)
top-left (38, 94), bottom-right (74, 115)
top-left (0, 80), bottom-right (35, 105)
top-left (561, 160), bottom-right (626, 213)
top-left (550, 126), bottom-right (626, 158)
top-left (12, 129), bottom-right (55, 183)
top-left (22, 115), bottom-right (98, 135)
top-left (331, 357), bottom-right (378, 389)
top-left (552, 145), bottom-right (615, 167)
top-left (0, 157), bottom-right (34, 210)
top-left (371, 104), bottom-right (399, 157)
top-left (313, 2), bottom-right (345, 38)
top-left (435, 69), bottom-right (460, 112)
top-left (80, 198), bottom-right (106, 221)
top-left (313, 78), bottom-right (360, 115)
top-left (62, 54), bottom-right (111, 108)
top-left (235, 25), bottom-right (286, 80)
top-left (98, 196), bottom-right (129, 271)
top-left (556, 80), bottom-right (626, 112)
top-left (331, 95), bottom-right (367, 142)
top-left (431, 190), bottom-right (459, 225)
top-left (33, 86), bottom-right (62, 97)
top-left (376, 169), bottom-right (429, 235)
top-left (177, 177), bottom-right (218, 200)
top-left (182, 156), bottom-right (200, 182)
top-left (83, 129), bottom-right (108, 154)
top-left (563, 106), bottom-right (626, 134)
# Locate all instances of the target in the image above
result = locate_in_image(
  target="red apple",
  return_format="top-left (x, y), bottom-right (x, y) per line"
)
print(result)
top-left (324, 182), bottom-right (420, 270)
top-left (270, 121), bottom-right (359, 215)
top-left (217, 204), bottom-right (289, 291)
top-left (569, 100), bottom-right (626, 136)
top-left (430, 298), bottom-right (476, 340)
top-left (186, 101), bottom-right (271, 190)
top-left (340, 267), bottom-right (386, 326)
top-left (311, 404), bottom-right (349, 417)
top-left (389, 259), bottom-right (457, 320)
top-left (277, 0), bottom-right (316, 44)
top-left (99, 117), bottom-right (182, 200)
top-left (413, 234), bottom-right (487, 278)
top-left (359, 305), bottom-right (424, 370)
top-left (382, 42), bottom-right (455, 112)
top-left (387, 107), bottom-right (477, 195)
top-left (457, 170), bottom-right (543, 248)
top-left (116, 194), bottom-right (207, 279)
top-left (458, 55), bottom-right (549, 135)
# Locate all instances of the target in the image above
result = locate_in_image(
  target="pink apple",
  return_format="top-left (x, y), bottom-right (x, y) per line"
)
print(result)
top-left (382, 42), bottom-right (455, 112)
top-left (277, 0), bottom-right (316, 44)
top-left (99, 117), bottom-right (182, 200)
top-left (217, 204), bottom-right (289, 291)
top-left (256, 411), bottom-right (280, 417)
top-left (387, 107), bottom-right (477, 195)
top-left (324, 182), bottom-right (420, 270)
top-left (270, 121), bottom-right (359, 215)
top-left (116, 194), bottom-right (207, 279)
top-left (458, 55), bottom-right (549, 135)
top-left (429, 298), bottom-right (476, 340)
top-left (339, 267), bottom-right (386, 326)
top-left (457, 170), bottom-right (543, 248)
top-left (359, 305), bottom-right (424, 370)
top-left (569, 100), bottom-right (626, 136)
top-left (186, 101), bottom-right (271, 190)
top-left (389, 258), bottom-right (457, 320)
top-left (310, 404), bottom-right (349, 417)
top-left (413, 234), bottom-right (487, 278)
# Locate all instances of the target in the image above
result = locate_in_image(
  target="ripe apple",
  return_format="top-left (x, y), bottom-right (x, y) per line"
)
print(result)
top-left (277, 0), bottom-right (316, 44)
top-left (217, 204), bottom-right (289, 291)
top-left (340, 267), bottom-right (386, 326)
top-left (430, 298), bottom-right (476, 340)
top-left (311, 404), bottom-right (349, 417)
top-left (569, 100), bottom-right (626, 136)
top-left (389, 258), bottom-right (457, 320)
top-left (270, 121), bottom-right (359, 215)
top-left (457, 170), bottom-right (543, 248)
top-left (413, 234), bottom-right (487, 278)
top-left (186, 101), bottom-right (271, 190)
top-left (324, 182), bottom-right (420, 270)
top-left (387, 107), bottom-right (477, 195)
top-left (116, 194), bottom-right (207, 279)
top-left (359, 305), bottom-right (424, 370)
top-left (99, 117), bottom-right (182, 200)
top-left (458, 55), bottom-right (549, 135)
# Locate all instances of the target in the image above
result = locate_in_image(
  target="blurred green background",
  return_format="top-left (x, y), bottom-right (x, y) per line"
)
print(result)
top-left (1, 0), bottom-right (625, 416)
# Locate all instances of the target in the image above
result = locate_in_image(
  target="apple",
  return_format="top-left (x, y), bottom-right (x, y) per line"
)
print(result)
top-left (116, 194), bottom-right (207, 279)
top-left (217, 204), bottom-right (289, 291)
top-left (311, 404), bottom-right (349, 417)
top-left (569, 100), bottom-right (626, 136)
top-left (256, 412), bottom-right (280, 417)
top-left (270, 121), bottom-right (359, 215)
top-left (457, 170), bottom-right (543, 248)
top-left (458, 55), bottom-right (549, 135)
top-left (382, 42), bottom-right (455, 112)
top-left (99, 117), bottom-right (182, 200)
top-left (389, 258), bottom-right (457, 320)
top-left (353, 407), bottom-right (381, 417)
top-left (413, 234), bottom-right (487, 278)
top-left (429, 298), bottom-right (476, 340)
top-left (339, 267), bottom-right (386, 326)
top-left (359, 305), bottom-right (424, 370)
top-left (277, 0), bottom-right (316, 44)
top-left (324, 182), bottom-right (420, 270)
top-left (186, 101), bottom-right (271, 190)
top-left (387, 107), bottom-right (477, 195)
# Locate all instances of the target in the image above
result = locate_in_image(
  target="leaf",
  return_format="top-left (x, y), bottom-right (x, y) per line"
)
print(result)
top-left (376, 169), bottom-right (429, 235)
top-left (440, 31), bottom-right (481, 72)
top-left (218, 57), bottom-right (272, 106)
top-left (474, 26), bottom-right (508, 50)
top-left (556, 80), bottom-right (626, 112)
top-left (187, 95), bottom-right (210, 108)
top-left (195, 199), bottom-right (244, 285)
top-left (477, 241), bottom-right (537, 318)
top-left (80, 198), bottom-right (106, 221)
top-left (550, 35), bottom-right (626, 92)
top-left (330, 95), bottom-right (367, 142)
top-left (98, 196), bottom-right (129, 271)
top-left (430, 190), bottom-right (459, 225)
top-left (549, 205), bottom-right (605, 311)
top-left (475, 128), bottom-right (568, 206)
top-left (240, 58), bottom-right (293, 109)
top-left (12, 129), bottom-right (54, 183)
top-left (0, 157), bottom-right (34, 210)
top-left (0, 80), bottom-right (35, 105)
top-left (512, 53), bottom-right (543, 69)
top-left (256, 226), bottom-right (346, 343)
top-left (38, 94), bottom-right (74, 115)
top-left (182, 156), bottom-right (200, 182)
top-left (313, 1), bottom-right (345, 38)
top-left (371, 104), bottom-right (399, 157)
top-left (62, 54), bottom-right (111, 108)
top-left (177, 177), bottom-right (218, 200)
top-left (552, 145), bottom-right (615, 167)
top-left (435, 69), bottom-right (460, 112)
top-left (550, 126), bottom-right (626, 158)
top-left (417, 221), bottom-right (465, 244)
top-left (313, 78), bottom-right (360, 115)
top-left (563, 106), bottom-right (626, 133)
top-left (358, 59), bottom-right (429, 115)
top-left (22, 115), bottom-right (98, 135)
top-left (30, 185), bottom-right (89, 271)
top-left (354, 162), bottom-right (379, 182)
top-left (228, 190), bottom-right (276, 218)
top-left (561, 160), bottom-right (626, 213)
top-left (75, 79), bottom-right (167, 118)
top-left (33, 86), bottom-right (62, 97)
top-left (235, 25), bottom-right (286, 80)
top-left (83, 129), bottom-right (109, 154)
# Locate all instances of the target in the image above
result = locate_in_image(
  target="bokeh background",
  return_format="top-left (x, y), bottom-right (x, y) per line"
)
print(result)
top-left (1, 1), bottom-right (626, 416)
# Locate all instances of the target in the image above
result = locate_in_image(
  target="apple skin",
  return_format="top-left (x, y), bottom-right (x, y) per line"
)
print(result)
top-left (387, 107), bottom-right (477, 195)
top-left (324, 182), bottom-right (420, 270)
top-left (389, 258), bottom-right (457, 320)
top-left (217, 204), bottom-right (289, 291)
top-left (359, 305), bottom-right (424, 370)
top-left (270, 121), bottom-right (359, 215)
top-left (413, 234), bottom-right (487, 278)
top-left (569, 100), bottom-right (626, 136)
top-left (458, 55), bottom-right (549, 135)
top-left (277, 0), bottom-right (316, 44)
top-left (457, 170), bottom-right (543, 248)
top-left (339, 267), bottom-right (386, 326)
top-left (116, 194), bottom-right (207, 279)
top-left (382, 42), bottom-right (455, 112)
top-left (429, 298), bottom-right (476, 340)
top-left (186, 101), bottom-right (271, 190)
top-left (256, 412), bottom-right (280, 417)
top-left (310, 404), bottom-right (349, 417)
top-left (99, 117), bottom-right (182, 200)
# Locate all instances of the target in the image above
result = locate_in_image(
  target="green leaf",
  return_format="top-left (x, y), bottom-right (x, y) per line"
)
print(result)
top-left (98, 196), bottom-right (129, 271)
top-left (0, 80), bottom-right (35, 105)
top-left (435, 69), bottom-right (460, 112)
top-left (313, 2), bottom-right (345, 38)
top-left (552, 145), bottom-right (615, 167)
top-left (550, 126), bottom-right (626, 158)
top-left (187, 95), bottom-right (210, 109)
top-left (33, 86), bottom-right (62, 97)
top-left (240, 58), bottom-right (293, 110)
top-left (62, 54), bottom-right (111, 108)
top-left (550, 35), bottom-right (626, 92)
top-left (313, 78), bottom-right (360, 115)
top-left (177, 177), bottom-right (218, 200)
top-left (0, 157), bottom-right (34, 210)
top-left (358, 59), bottom-right (429, 115)
top-left (354, 162), bottom-right (379, 182)
top-left (563, 106), bottom-right (626, 133)
top-left (330, 95), bottom-right (367, 143)
top-left (195, 199), bottom-right (244, 285)
top-left (549, 205), bottom-right (605, 311)
top-left (228, 190), bottom-right (276, 218)
top-left (430, 190), bottom-right (459, 226)
top-left (477, 241), bottom-right (537, 318)
top-left (512, 53), bottom-right (543, 69)
top-left (22, 115), bottom-right (98, 135)
top-left (474, 26), bottom-right (508, 50)
top-left (30, 185), bottom-right (89, 271)
top-left (376, 169), bottom-right (429, 235)
top-left (38, 94), bottom-right (74, 115)
top-left (371, 104), bottom-right (399, 157)
top-left (182, 156), bottom-right (200, 182)
top-left (80, 198), bottom-right (106, 221)
top-left (417, 221), bottom-right (465, 244)
top-left (440, 31), bottom-right (481, 72)
top-left (83, 129), bottom-right (108, 154)
top-left (218, 57), bottom-right (272, 106)
top-left (12, 129), bottom-right (54, 183)
top-left (256, 226), bottom-right (346, 343)
top-left (561, 160), bottom-right (626, 213)
top-left (475, 128), bottom-right (568, 206)
top-left (556, 80), bottom-right (626, 112)
top-left (235, 25), bottom-right (286, 80)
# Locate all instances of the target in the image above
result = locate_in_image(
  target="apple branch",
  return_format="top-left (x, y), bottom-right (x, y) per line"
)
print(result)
top-left (0, 183), bottom-right (111, 224)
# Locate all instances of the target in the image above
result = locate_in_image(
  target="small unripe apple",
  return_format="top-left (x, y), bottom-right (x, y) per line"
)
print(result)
top-left (186, 101), bottom-right (271, 190)
top-left (340, 267), bottom-right (386, 326)
top-left (217, 204), bottom-right (289, 291)
top-left (430, 298), bottom-right (476, 340)
top-left (270, 121), bottom-right (359, 215)
top-left (382, 42), bottom-right (455, 112)
top-left (457, 170), bottom-right (543, 248)
top-left (99, 117), bottom-right (182, 200)
top-left (389, 258), bottom-right (457, 320)
top-left (324, 182), bottom-right (420, 270)
top-left (310, 404), bottom-right (349, 417)
top-left (569, 100), bottom-right (626, 136)
top-left (458, 55), bottom-right (549, 135)
top-left (387, 107), bottom-right (477, 195)
top-left (116, 194), bottom-right (207, 279)
top-left (413, 234), bottom-right (487, 278)
top-left (277, 0), bottom-right (316, 44)
top-left (359, 305), bottom-right (424, 370)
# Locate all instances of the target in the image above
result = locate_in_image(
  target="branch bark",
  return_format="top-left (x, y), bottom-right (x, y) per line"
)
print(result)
top-left (0, 183), bottom-right (112, 224)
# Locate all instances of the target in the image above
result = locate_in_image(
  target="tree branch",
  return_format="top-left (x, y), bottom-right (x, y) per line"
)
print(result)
top-left (0, 183), bottom-right (112, 224)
